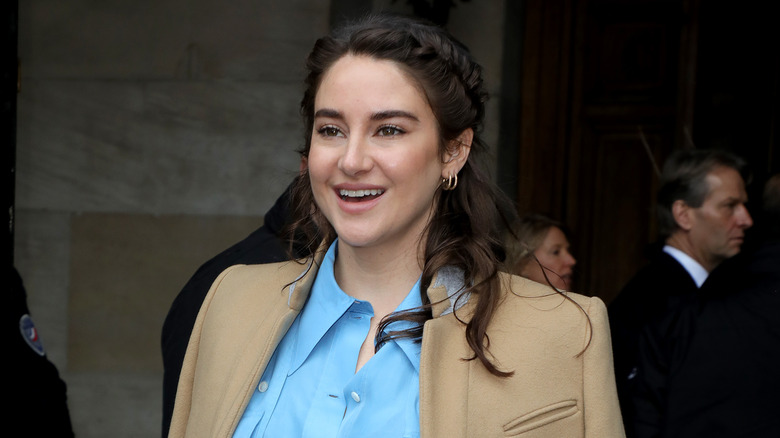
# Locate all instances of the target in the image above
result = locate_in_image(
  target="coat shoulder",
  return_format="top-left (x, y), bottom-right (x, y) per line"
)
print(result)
top-left (213, 259), bottom-right (310, 298)
top-left (498, 271), bottom-right (605, 316)
top-left (220, 259), bottom-right (310, 285)
top-left (494, 272), bottom-right (610, 356)
top-left (196, 259), bottom-right (313, 327)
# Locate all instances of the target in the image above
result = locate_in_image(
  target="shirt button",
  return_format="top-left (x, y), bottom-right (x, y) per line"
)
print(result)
top-left (258, 381), bottom-right (269, 393)
top-left (351, 391), bottom-right (361, 403)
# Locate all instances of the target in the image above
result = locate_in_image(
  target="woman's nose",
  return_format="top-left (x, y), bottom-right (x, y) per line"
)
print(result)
top-left (565, 251), bottom-right (576, 267)
top-left (338, 137), bottom-right (372, 176)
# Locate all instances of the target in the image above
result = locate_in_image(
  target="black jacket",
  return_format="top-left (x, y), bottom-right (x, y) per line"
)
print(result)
top-left (6, 266), bottom-right (75, 437)
top-left (631, 241), bottom-right (780, 437)
top-left (608, 249), bottom-right (700, 435)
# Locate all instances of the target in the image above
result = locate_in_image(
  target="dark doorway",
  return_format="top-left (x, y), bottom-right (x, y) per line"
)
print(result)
top-left (506, 0), bottom-right (779, 302)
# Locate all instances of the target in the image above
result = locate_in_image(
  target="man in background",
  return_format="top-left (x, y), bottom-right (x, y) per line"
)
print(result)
top-left (608, 149), bottom-right (753, 434)
top-left (629, 173), bottom-right (779, 437)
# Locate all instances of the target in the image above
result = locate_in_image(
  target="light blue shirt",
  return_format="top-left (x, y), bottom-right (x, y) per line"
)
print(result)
top-left (233, 240), bottom-right (422, 438)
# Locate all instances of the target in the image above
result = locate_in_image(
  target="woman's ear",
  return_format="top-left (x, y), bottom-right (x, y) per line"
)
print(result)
top-left (442, 128), bottom-right (473, 177)
top-left (299, 155), bottom-right (308, 174)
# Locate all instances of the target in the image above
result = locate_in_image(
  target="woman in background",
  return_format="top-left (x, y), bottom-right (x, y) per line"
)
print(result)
top-left (169, 14), bottom-right (623, 438)
top-left (505, 213), bottom-right (577, 291)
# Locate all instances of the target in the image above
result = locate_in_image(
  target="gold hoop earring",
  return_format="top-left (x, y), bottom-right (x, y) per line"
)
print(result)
top-left (441, 173), bottom-right (458, 191)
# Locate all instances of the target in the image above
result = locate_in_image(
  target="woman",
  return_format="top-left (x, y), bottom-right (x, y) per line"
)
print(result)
top-left (504, 214), bottom-right (577, 291)
top-left (169, 14), bottom-right (624, 438)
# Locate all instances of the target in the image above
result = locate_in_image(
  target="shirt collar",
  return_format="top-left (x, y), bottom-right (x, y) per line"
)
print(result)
top-left (382, 276), bottom-right (423, 372)
top-left (663, 245), bottom-right (709, 287)
top-left (291, 240), bottom-right (354, 373)
top-left (427, 265), bottom-right (469, 318)
top-left (291, 239), bottom-right (424, 373)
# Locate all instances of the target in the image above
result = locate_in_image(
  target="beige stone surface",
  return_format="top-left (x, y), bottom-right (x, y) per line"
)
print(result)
top-left (68, 212), bottom-right (262, 372)
top-left (66, 371), bottom-right (163, 437)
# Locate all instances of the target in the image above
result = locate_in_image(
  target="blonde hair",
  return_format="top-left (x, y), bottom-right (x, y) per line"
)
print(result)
top-left (504, 214), bottom-right (565, 274)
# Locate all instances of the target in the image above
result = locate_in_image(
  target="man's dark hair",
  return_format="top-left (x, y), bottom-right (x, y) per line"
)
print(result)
top-left (656, 149), bottom-right (749, 237)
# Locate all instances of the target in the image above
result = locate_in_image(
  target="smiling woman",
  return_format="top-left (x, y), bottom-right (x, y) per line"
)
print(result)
top-left (168, 13), bottom-right (625, 438)
top-left (309, 55), bottom-right (464, 272)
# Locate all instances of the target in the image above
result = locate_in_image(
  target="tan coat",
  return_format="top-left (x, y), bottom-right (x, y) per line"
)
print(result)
top-left (169, 250), bottom-right (625, 437)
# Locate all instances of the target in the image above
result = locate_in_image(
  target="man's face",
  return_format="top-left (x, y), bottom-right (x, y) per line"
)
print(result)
top-left (688, 166), bottom-right (753, 269)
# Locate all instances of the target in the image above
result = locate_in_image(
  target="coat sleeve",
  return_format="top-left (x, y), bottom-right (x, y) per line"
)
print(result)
top-left (582, 296), bottom-right (627, 437)
top-left (629, 298), bottom-right (697, 438)
top-left (628, 322), bottom-right (670, 438)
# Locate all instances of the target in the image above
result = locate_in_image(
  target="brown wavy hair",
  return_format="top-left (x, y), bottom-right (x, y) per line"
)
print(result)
top-left (285, 13), bottom-right (513, 376)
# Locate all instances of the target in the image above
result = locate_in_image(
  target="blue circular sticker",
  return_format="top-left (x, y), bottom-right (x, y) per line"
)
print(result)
top-left (19, 314), bottom-right (46, 356)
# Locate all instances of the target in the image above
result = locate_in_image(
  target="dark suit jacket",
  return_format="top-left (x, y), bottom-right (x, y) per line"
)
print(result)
top-left (161, 187), bottom-right (298, 437)
top-left (631, 241), bottom-right (780, 437)
top-left (7, 266), bottom-right (74, 437)
top-left (608, 249), bottom-right (699, 434)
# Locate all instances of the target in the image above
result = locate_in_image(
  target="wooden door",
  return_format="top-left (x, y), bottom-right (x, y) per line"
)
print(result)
top-left (516, 0), bottom-right (697, 302)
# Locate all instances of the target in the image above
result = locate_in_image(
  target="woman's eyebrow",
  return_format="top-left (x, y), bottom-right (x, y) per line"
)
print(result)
top-left (370, 110), bottom-right (419, 122)
top-left (314, 108), bottom-right (342, 119)
top-left (313, 108), bottom-right (419, 122)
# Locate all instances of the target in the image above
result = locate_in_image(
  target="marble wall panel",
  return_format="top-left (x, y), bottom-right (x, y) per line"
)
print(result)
top-left (182, 0), bottom-right (329, 80)
top-left (16, 79), bottom-right (303, 215)
top-left (19, 0), bottom-right (329, 81)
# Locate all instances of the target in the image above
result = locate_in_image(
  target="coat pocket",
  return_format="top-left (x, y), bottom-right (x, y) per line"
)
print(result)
top-left (502, 399), bottom-right (579, 436)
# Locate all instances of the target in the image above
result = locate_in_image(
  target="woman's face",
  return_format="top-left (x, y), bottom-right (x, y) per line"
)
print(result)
top-left (519, 226), bottom-right (577, 290)
top-left (307, 55), bottom-right (463, 255)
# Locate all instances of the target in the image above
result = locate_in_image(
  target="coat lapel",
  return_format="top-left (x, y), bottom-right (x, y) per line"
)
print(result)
top-left (209, 248), bottom-right (326, 437)
top-left (419, 267), bottom-right (473, 438)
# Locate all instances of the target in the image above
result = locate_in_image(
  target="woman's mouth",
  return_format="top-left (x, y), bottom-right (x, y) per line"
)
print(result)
top-left (339, 188), bottom-right (384, 202)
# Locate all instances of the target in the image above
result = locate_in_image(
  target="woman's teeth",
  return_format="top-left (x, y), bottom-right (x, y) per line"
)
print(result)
top-left (339, 189), bottom-right (384, 200)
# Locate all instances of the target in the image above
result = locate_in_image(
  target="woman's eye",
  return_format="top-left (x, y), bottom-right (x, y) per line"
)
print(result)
top-left (378, 125), bottom-right (403, 136)
top-left (319, 126), bottom-right (342, 137)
